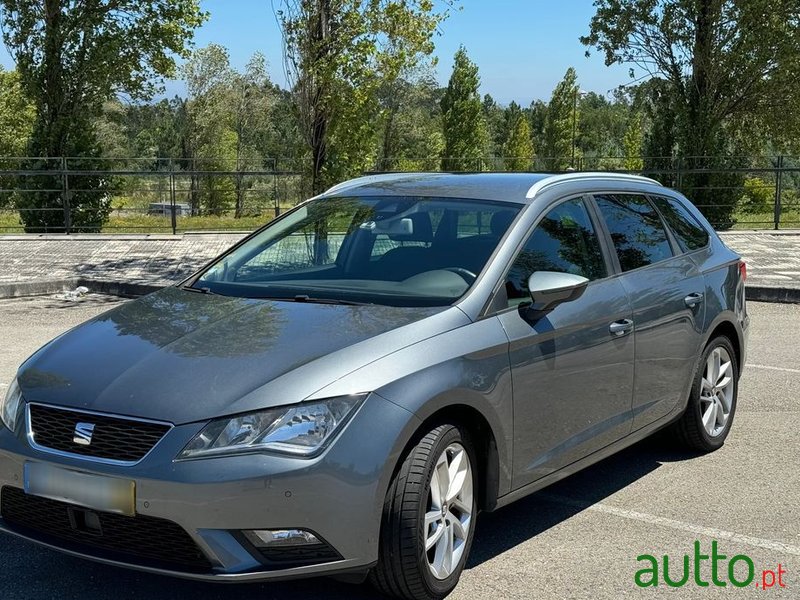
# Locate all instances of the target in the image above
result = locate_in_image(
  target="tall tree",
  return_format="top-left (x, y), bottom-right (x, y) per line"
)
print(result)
top-left (622, 112), bottom-right (644, 171)
top-left (503, 111), bottom-right (534, 171)
top-left (440, 47), bottom-right (487, 171)
top-left (541, 67), bottom-right (579, 171)
top-left (582, 0), bottom-right (800, 227)
top-left (0, 67), bottom-right (34, 212)
top-left (0, 0), bottom-right (206, 231)
top-left (277, 0), bottom-right (454, 194)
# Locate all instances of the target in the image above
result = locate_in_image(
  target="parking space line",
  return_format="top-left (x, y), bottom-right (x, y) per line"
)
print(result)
top-left (746, 364), bottom-right (800, 374)
top-left (539, 493), bottom-right (800, 556)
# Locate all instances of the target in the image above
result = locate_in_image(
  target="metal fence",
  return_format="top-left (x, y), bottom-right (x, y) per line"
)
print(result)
top-left (1, 155), bottom-right (799, 233)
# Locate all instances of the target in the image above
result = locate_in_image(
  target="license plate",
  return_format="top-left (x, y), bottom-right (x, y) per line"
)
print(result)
top-left (24, 462), bottom-right (135, 517)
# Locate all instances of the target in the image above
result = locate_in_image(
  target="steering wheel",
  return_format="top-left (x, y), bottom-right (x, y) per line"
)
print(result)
top-left (442, 267), bottom-right (478, 284)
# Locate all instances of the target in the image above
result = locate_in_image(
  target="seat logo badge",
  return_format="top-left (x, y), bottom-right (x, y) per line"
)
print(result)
top-left (73, 422), bottom-right (96, 446)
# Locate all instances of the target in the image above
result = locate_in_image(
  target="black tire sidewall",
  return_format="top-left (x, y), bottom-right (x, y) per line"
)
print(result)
top-left (416, 425), bottom-right (478, 598)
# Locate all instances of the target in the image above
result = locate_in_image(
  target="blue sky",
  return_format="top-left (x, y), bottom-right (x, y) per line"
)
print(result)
top-left (0, 0), bottom-right (633, 105)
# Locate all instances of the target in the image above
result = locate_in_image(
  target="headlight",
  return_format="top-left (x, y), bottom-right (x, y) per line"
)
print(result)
top-left (1, 378), bottom-right (23, 432)
top-left (177, 394), bottom-right (365, 460)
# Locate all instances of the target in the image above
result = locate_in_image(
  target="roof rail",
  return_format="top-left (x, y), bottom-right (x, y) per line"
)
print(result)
top-left (525, 172), bottom-right (662, 199)
top-left (321, 172), bottom-right (429, 197)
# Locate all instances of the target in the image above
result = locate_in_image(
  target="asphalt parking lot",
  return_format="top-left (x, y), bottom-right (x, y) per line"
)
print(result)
top-left (0, 295), bottom-right (797, 599)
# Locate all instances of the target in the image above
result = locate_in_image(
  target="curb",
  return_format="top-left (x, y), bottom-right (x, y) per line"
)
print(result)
top-left (746, 286), bottom-right (800, 304)
top-left (0, 278), bottom-right (166, 299)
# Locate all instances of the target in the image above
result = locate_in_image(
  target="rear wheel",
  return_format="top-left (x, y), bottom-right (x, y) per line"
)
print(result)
top-left (370, 424), bottom-right (477, 600)
top-left (671, 336), bottom-right (739, 452)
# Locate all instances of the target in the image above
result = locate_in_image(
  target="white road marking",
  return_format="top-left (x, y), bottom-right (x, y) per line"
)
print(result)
top-left (539, 493), bottom-right (800, 556)
top-left (746, 363), bottom-right (800, 374)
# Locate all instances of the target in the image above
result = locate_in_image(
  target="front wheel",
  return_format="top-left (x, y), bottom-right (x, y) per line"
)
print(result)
top-left (370, 424), bottom-right (477, 600)
top-left (671, 336), bottom-right (739, 452)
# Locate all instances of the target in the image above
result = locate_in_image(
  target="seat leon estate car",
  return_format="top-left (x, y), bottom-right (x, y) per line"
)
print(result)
top-left (0, 172), bottom-right (747, 599)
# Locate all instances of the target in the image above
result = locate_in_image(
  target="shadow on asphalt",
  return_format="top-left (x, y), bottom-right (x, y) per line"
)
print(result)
top-left (0, 435), bottom-right (702, 600)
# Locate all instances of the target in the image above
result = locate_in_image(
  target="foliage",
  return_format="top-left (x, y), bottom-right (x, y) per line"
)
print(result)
top-left (0, 68), bottom-right (33, 158)
top-left (503, 111), bottom-right (534, 171)
top-left (739, 177), bottom-right (775, 215)
top-left (440, 47), bottom-right (487, 171)
top-left (541, 67), bottom-right (579, 171)
top-left (0, 0), bottom-right (206, 231)
top-left (622, 112), bottom-right (644, 171)
top-left (277, 0), bottom-right (455, 193)
top-left (582, 0), bottom-right (800, 227)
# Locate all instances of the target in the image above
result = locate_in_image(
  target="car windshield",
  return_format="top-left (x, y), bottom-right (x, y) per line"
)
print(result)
top-left (191, 195), bottom-right (521, 306)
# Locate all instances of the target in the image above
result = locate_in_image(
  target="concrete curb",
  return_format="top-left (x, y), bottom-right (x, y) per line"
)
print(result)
top-left (746, 286), bottom-right (800, 304)
top-left (0, 278), bottom-right (166, 299)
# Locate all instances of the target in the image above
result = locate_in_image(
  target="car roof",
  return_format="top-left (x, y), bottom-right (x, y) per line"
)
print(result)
top-left (321, 172), bottom-right (662, 204)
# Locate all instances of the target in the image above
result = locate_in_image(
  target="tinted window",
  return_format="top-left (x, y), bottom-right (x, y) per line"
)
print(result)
top-left (650, 195), bottom-right (710, 252)
top-left (595, 194), bottom-right (673, 272)
top-left (505, 198), bottom-right (606, 305)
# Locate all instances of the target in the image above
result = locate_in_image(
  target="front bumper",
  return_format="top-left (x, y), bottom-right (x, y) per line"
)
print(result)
top-left (0, 393), bottom-right (417, 582)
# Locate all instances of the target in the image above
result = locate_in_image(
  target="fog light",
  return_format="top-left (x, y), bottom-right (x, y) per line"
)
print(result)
top-left (243, 529), bottom-right (321, 548)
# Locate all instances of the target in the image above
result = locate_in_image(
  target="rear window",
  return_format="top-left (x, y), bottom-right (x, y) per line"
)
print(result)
top-left (650, 195), bottom-right (710, 252)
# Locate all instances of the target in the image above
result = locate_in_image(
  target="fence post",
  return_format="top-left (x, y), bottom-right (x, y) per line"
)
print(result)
top-left (774, 155), bottom-right (784, 230)
top-left (273, 158), bottom-right (280, 217)
top-left (62, 157), bottom-right (71, 235)
top-left (169, 159), bottom-right (177, 235)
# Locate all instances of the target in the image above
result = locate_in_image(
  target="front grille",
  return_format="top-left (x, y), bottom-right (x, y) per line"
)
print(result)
top-left (28, 404), bottom-right (170, 463)
top-left (1, 487), bottom-right (211, 571)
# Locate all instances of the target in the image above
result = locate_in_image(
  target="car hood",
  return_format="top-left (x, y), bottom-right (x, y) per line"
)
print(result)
top-left (17, 287), bottom-right (469, 424)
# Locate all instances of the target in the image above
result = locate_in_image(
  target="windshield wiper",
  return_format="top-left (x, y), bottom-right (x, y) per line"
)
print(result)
top-left (180, 284), bottom-right (216, 295)
top-left (253, 294), bottom-right (367, 306)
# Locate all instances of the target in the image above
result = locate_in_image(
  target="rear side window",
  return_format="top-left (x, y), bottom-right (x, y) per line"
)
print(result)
top-left (594, 194), bottom-right (674, 272)
top-left (650, 195), bottom-right (710, 252)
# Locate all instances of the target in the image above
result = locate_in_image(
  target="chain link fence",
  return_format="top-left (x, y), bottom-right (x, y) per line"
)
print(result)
top-left (1, 155), bottom-right (798, 233)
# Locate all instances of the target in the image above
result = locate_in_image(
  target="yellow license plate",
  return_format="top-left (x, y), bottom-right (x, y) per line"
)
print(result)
top-left (24, 462), bottom-right (135, 517)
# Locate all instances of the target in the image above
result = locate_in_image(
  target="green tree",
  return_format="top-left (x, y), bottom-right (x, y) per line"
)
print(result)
top-left (376, 72), bottom-right (443, 171)
top-left (440, 47), bottom-right (487, 171)
top-left (0, 67), bottom-right (33, 158)
top-left (582, 0), bottom-right (800, 227)
top-left (277, 0), bottom-right (454, 194)
top-left (0, 68), bottom-right (34, 215)
top-left (503, 111), bottom-right (534, 171)
top-left (623, 112), bottom-right (644, 171)
top-left (541, 67), bottom-right (579, 171)
top-left (181, 44), bottom-right (236, 214)
top-left (0, 0), bottom-right (206, 231)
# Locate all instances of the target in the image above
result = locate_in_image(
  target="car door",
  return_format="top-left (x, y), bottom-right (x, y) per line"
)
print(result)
top-left (495, 196), bottom-right (635, 490)
top-left (592, 193), bottom-right (706, 430)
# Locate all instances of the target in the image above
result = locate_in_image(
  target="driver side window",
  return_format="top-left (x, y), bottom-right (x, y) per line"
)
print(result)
top-left (505, 198), bottom-right (606, 306)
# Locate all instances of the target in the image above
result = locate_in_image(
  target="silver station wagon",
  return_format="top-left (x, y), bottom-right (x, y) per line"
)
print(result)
top-left (0, 172), bottom-right (748, 600)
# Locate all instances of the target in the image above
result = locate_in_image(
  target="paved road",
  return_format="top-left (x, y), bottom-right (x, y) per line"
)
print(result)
top-left (0, 297), bottom-right (796, 599)
top-left (1, 230), bottom-right (799, 292)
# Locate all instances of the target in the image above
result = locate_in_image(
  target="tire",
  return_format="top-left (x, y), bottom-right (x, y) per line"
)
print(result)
top-left (370, 424), bottom-right (477, 600)
top-left (671, 335), bottom-right (739, 452)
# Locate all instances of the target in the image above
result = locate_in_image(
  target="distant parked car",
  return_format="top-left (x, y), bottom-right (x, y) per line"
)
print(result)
top-left (147, 201), bottom-right (191, 216)
top-left (0, 172), bottom-right (748, 599)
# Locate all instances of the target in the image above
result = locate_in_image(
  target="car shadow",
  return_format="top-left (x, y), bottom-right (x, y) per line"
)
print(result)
top-left (466, 432), bottom-right (702, 568)
top-left (0, 435), bottom-right (702, 599)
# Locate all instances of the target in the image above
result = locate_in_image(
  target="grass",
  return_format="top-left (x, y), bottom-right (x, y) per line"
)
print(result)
top-left (2, 205), bottom-right (800, 234)
top-left (0, 208), bottom-right (296, 234)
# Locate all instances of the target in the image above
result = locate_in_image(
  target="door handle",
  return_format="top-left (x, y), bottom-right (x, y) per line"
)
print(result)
top-left (609, 319), bottom-right (634, 337)
top-left (684, 292), bottom-right (705, 308)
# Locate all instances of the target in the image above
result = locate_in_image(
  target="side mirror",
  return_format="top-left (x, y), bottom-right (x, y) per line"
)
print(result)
top-left (522, 271), bottom-right (590, 323)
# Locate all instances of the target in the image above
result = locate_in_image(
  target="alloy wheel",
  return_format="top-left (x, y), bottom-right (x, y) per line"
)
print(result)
top-left (700, 346), bottom-right (734, 437)
top-left (424, 442), bottom-right (473, 580)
